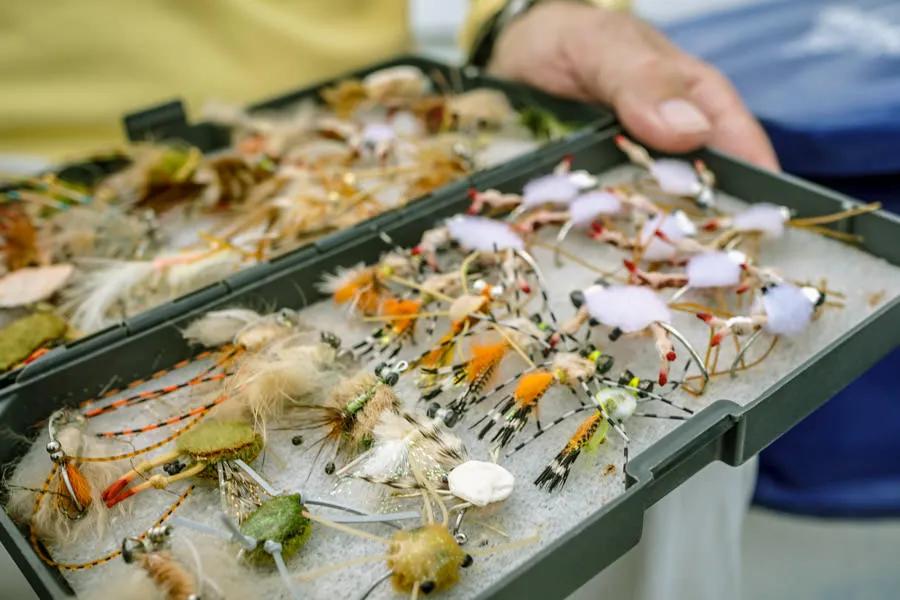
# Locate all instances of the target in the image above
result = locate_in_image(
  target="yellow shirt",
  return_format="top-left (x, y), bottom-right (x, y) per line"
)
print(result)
top-left (0, 1), bottom-right (410, 160)
top-left (0, 1), bottom-right (626, 160)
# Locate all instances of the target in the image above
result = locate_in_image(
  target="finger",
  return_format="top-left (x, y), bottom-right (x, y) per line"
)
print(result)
top-left (680, 58), bottom-right (779, 170)
top-left (561, 13), bottom-right (713, 153)
top-left (607, 57), bottom-right (712, 153)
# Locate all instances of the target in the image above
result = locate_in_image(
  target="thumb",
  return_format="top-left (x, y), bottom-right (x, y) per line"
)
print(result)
top-left (591, 56), bottom-right (712, 153)
top-left (560, 13), bottom-right (713, 153)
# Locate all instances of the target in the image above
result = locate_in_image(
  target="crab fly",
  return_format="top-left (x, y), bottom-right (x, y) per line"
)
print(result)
top-left (701, 199), bottom-right (881, 245)
top-left (507, 373), bottom-right (693, 491)
top-left (471, 347), bottom-right (616, 449)
top-left (466, 155), bottom-right (596, 220)
top-left (101, 420), bottom-right (264, 516)
top-left (295, 479), bottom-right (533, 600)
top-left (585, 206), bottom-right (702, 269)
top-left (697, 281), bottom-right (829, 376)
top-left (615, 135), bottom-right (716, 211)
top-left (561, 282), bottom-right (709, 386)
top-left (171, 461), bottom-right (420, 600)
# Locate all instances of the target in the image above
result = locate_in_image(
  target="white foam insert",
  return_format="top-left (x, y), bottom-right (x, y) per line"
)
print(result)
top-left (13, 165), bottom-right (900, 599)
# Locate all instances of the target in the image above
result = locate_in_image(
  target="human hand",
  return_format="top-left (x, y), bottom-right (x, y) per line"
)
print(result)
top-left (488, 1), bottom-right (779, 170)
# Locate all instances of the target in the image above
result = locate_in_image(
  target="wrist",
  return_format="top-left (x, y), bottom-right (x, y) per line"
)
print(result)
top-left (488, 1), bottom-right (609, 72)
top-left (470, 0), bottom-right (607, 68)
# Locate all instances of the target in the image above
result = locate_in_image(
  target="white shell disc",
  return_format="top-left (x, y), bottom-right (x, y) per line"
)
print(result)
top-left (583, 284), bottom-right (671, 332)
top-left (568, 190), bottom-right (623, 227)
top-left (448, 460), bottom-right (515, 507)
top-left (0, 264), bottom-right (74, 308)
top-left (686, 252), bottom-right (742, 289)
top-left (446, 215), bottom-right (524, 251)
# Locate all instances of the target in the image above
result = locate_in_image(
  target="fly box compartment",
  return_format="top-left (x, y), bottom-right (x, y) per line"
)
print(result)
top-left (2, 54), bottom-right (613, 391)
top-left (2, 128), bottom-right (898, 600)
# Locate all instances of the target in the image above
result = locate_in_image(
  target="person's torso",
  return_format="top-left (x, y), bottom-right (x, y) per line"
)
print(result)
top-left (0, 0), bottom-right (411, 160)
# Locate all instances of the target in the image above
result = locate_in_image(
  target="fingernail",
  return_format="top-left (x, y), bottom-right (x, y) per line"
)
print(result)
top-left (658, 98), bottom-right (711, 134)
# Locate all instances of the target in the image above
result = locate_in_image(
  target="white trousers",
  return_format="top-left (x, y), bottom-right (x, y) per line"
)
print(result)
top-left (571, 458), bottom-right (758, 600)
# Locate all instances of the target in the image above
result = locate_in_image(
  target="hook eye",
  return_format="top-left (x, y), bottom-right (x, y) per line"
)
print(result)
top-left (121, 538), bottom-right (146, 564)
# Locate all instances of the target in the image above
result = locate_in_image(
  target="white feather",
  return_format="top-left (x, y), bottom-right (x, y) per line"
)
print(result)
top-left (62, 259), bottom-right (156, 333)
top-left (760, 283), bottom-right (814, 335)
top-left (182, 309), bottom-right (263, 347)
top-left (521, 174), bottom-right (579, 208)
top-left (650, 159), bottom-right (702, 196)
top-left (583, 284), bottom-right (671, 332)
top-left (446, 215), bottom-right (523, 251)
top-left (358, 438), bottom-right (409, 479)
top-left (568, 191), bottom-right (622, 227)
top-left (164, 250), bottom-right (244, 297)
top-left (686, 252), bottom-right (742, 288)
top-left (732, 203), bottom-right (790, 237)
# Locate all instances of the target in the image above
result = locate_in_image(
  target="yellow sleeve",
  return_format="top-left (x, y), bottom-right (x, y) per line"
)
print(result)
top-left (459, 0), bottom-right (633, 57)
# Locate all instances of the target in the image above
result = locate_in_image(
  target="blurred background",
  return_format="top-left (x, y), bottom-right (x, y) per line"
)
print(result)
top-left (2, 1), bottom-right (898, 598)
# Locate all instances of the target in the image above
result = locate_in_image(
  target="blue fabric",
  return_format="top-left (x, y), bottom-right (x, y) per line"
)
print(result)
top-left (752, 174), bottom-right (899, 517)
top-left (754, 348), bottom-right (900, 517)
top-left (665, 0), bottom-right (900, 178)
top-left (666, 1), bottom-right (900, 517)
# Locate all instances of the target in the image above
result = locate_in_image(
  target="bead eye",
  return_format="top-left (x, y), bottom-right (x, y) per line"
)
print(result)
top-left (490, 285), bottom-right (504, 298)
top-left (462, 554), bottom-right (474, 568)
top-left (569, 290), bottom-right (585, 308)
top-left (442, 410), bottom-right (460, 428)
top-left (276, 308), bottom-right (295, 325)
top-left (617, 370), bottom-right (635, 385)
top-left (595, 354), bottom-right (615, 375)
top-left (420, 580), bottom-right (436, 594)
top-left (472, 280), bottom-right (487, 293)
